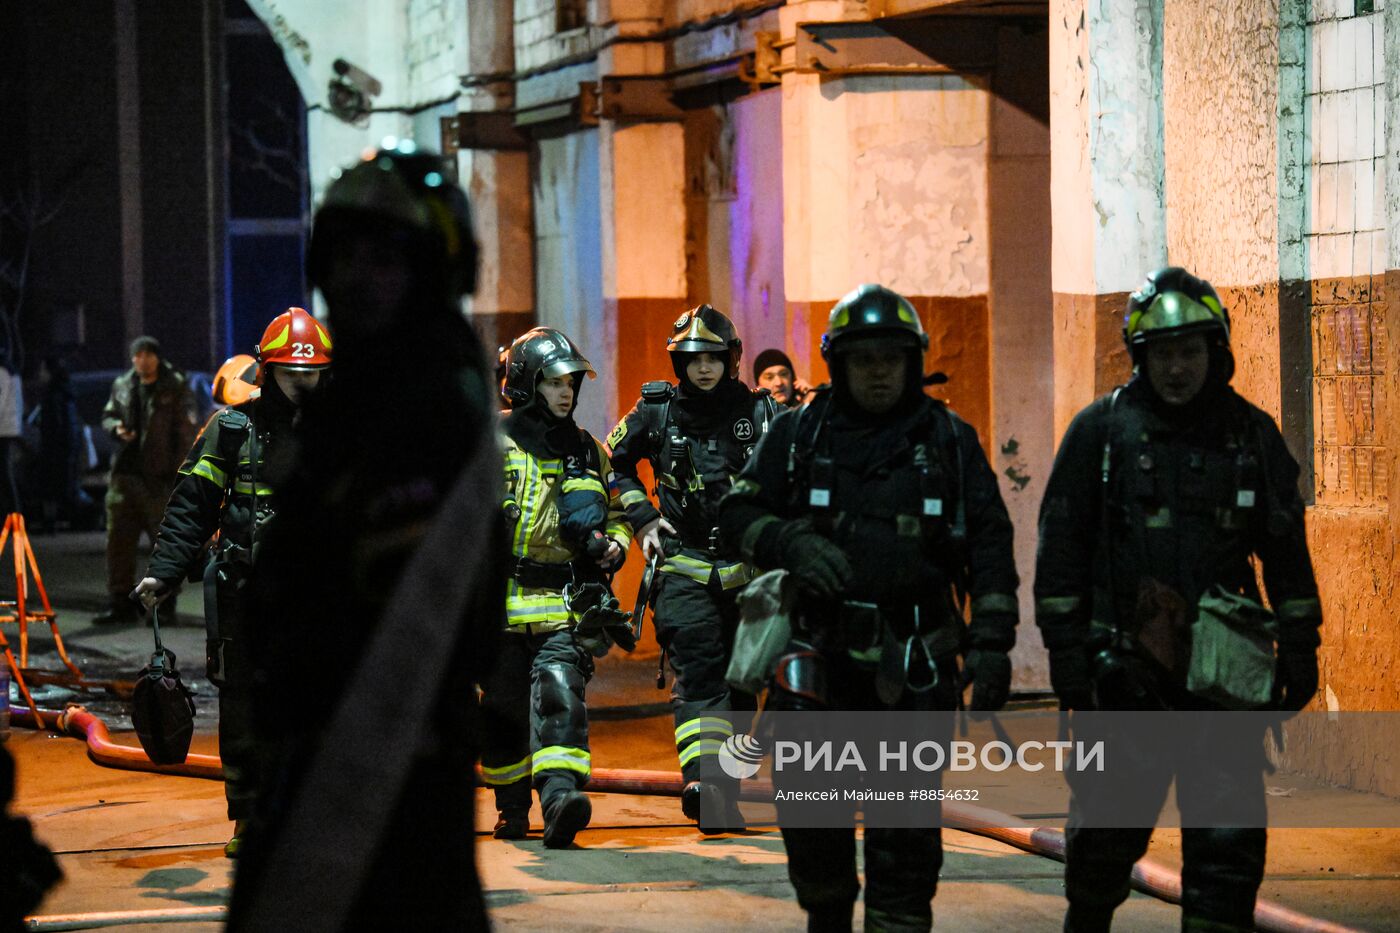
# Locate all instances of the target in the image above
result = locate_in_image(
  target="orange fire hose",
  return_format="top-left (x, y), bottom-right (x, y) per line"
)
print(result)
top-left (10, 707), bottom-right (1362, 933)
top-left (11, 706), bottom-right (222, 780)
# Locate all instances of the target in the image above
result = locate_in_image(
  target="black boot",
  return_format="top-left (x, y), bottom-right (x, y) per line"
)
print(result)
top-left (493, 810), bottom-right (530, 840)
top-left (681, 781), bottom-right (746, 835)
top-left (92, 600), bottom-right (139, 626)
top-left (541, 789), bottom-right (591, 849)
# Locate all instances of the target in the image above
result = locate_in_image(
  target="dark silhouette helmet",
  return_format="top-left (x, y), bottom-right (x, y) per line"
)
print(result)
top-left (307, 141), bottom-right (478, 301)
top-left (667, 304), bottom-right (742, 379)
top-left (1123, 267), bottom-right (1230, 361)
top-left (503, 327), bottom-right (596, 409)
top-left (821, 284), bottom-right (929, 359)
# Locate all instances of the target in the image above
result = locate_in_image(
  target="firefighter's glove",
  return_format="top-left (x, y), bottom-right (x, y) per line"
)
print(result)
top-left (962, 649), bottom-right (1011, 713)
top-left (766, 521), bottom-right (851, 600)
top-left (570, 584), bottom-right (635, 658)
top-left (1275, 646), bottom-right (1318, 714)
top-left (1048, 647), bottom-right (1095, 711)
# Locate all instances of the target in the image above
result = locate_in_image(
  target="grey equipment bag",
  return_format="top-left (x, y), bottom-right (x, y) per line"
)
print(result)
top-left (726, 568), bottom-right (795, 695)
top-left (1186, 584), bottom-right (1278, 710)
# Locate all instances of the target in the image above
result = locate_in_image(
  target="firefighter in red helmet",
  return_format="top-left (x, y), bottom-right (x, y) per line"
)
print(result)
top-left (135, 306), bottom-right (331, 858)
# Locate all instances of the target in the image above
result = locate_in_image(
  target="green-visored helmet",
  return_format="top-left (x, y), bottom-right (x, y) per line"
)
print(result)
top-left (821, 284), bottom-right (929, 359)
top-left (503, 327), bottom-right (596, 409)
top-left (1123, 267), bottom-right (1230, 358)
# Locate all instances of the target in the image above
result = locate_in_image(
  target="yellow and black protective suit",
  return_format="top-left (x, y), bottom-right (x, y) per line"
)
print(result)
top-left (607, 376), bottom-right (776, 806)
top-left (478, 411), bottom-right (631, 840)
top-left (145, 392), bottom-right (291, 822)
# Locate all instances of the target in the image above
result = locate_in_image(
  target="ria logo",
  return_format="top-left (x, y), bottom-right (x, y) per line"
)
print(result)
top-left (718, 733), bottom-right (765, 780)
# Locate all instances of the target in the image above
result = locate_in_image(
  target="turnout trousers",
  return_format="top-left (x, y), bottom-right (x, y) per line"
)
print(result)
top-left (478, 628), bottom-right (594, 812)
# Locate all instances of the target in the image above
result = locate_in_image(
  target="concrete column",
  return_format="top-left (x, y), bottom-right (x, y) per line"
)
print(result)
top-left (599, 120), bottom-right (688, 433)
top-left (779, 4), bottom-right (995, 445)
top-left (461, 0), bottom-right (533, 353)
top-left (988, 25), bottom-right (1053, 690)
top-left (778, 70), bottom-right (996, 445)
top-left (1049, 0), bottom-right (1166, 439)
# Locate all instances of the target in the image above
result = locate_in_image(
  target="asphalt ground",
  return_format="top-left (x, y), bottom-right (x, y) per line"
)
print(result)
top-left (4, 531), bottom-right (1398, 930)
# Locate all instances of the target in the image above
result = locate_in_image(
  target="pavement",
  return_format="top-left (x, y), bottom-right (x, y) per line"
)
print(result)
top-left (3, 530), bottom-right (1399, 931)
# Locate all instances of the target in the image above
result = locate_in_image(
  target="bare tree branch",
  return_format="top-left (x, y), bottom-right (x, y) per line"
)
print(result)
top-left (230, 95), bottom-right (304, 194)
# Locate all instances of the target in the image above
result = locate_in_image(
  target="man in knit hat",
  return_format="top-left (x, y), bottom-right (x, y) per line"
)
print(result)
top-left (752, 348), bottom-right (811, 409)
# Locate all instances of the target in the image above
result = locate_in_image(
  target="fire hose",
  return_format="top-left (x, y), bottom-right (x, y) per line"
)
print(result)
top-left (11, 706), bottom-right (1362, 933)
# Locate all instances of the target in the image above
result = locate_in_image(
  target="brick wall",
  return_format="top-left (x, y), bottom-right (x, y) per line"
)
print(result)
top-left (1308, 1), bottom-right (1388, 506)
top-left (515, 0), bottom-right (596, 73)
top-left (407, 0), bottom-right (466, 103)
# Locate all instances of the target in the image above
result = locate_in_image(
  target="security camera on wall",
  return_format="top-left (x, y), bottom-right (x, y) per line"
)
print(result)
top-left (327, 58), bottom-right (382, 126)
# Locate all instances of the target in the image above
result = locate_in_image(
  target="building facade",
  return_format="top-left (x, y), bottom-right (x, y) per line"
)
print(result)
top-left (249, 0), bottom-right (1399, 779)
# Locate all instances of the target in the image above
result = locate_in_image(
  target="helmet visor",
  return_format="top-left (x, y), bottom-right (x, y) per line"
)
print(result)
top-left (539, 359), bottom-right (596, 381)
top-left (1127, 291), bottom-right (1226, 343)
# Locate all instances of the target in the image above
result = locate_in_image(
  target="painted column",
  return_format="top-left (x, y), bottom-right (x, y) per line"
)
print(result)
top-left (778, 2), bottom-right (996, 444)
top-left (1049, 0), bottom-right (1167, 439)
top-left (462, 0), bottom-right (534, 352)
top-left (988, 25), bottom-right (1054, 689)
top-left (598, 120), bottom-right (688, 434)
top-left (595, 35), bottom-right (688, 434)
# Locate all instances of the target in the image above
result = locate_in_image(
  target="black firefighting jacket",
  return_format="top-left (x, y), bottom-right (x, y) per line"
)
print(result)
top-left (607, 378), bottom-right (776, 589)
top-left (146, 397), bottom-right (290, 586)
top-left (1033, 377), bottom-right (1322, 655)
top-left (719, 389), bottom-right (1019, 655)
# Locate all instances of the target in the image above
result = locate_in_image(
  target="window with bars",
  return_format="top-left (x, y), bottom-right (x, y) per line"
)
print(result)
top-left (1313, 292), bottom-right (1389, 507)
top-left (557, 0), bottom-right (587, 32)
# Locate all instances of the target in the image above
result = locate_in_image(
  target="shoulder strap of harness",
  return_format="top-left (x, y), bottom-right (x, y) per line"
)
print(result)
top-left (639, 381), bottom-right (675, 460)
top-left (786, 389), bottom-right (835, 516)
top-left (753, 389), bottom-right (779, 435)
top-left (214, 409), bottom-right (251, 495)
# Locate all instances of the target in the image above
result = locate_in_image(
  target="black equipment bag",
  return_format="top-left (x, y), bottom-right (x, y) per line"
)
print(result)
top-left (131, 604), bottom-right (196, 764)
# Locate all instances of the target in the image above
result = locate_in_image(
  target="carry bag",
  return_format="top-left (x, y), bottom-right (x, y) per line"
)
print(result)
top-left (1186, 584), bottom-right (1278, 710)
top-left (726, 569), bottom-right (794, 695)
top-left (131, 604), bottom-right (197, 764)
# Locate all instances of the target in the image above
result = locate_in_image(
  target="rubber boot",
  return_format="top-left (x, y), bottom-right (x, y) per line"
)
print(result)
top-left (541, 792), bottom-right (590, 849)
top-left (681, 781), bottom-right (746, 835)
top-left (224, 820), bottom-right (247, 858)
top-left (493, 809), bottom-right (530, 840)
top-left (92, 599), bottom-right (139, 626)
top-left (806, 904), bottom-right (855, 933)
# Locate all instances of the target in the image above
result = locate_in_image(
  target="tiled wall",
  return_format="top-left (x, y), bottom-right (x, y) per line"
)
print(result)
top-left (1308, 1), bottom-right (1389, 506)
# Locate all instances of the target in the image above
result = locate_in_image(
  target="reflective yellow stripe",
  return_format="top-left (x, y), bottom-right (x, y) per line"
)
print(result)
top-left (716, 562), bottom-right (754, 591)
top-left (972, 593), bottom-right (1018, 616)
top-left (506, 598), bottom-right (571, 625)
top-left (1278, 598), bottom-right (1321, 621)
top-left (729, 478), bottom-right (760, 498)
top-left (561, 476), bottom-right (605, 496)
top-left (674, 716), bottom-right (733, 744)
top-left (232, 482), bottom-right (275, 496)
top-left (620, 489), bottom-right (650, 507)
top-left (1037, 596), bottom-right (1082, 617)
top-left (661, 553), bottom-right (714, 584)
top-left (678, 739), bottom-right (724, 767)
top-left (512, 450), bottom-right (540, 554)
top-left (532, 746), bottom-right (591, 778)
top-left (188, 457), bottom-right (227, 488)
top-left (605, 518), bottom-right (631, 542)
top-left (481, 754), bottom-right (532, 786)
